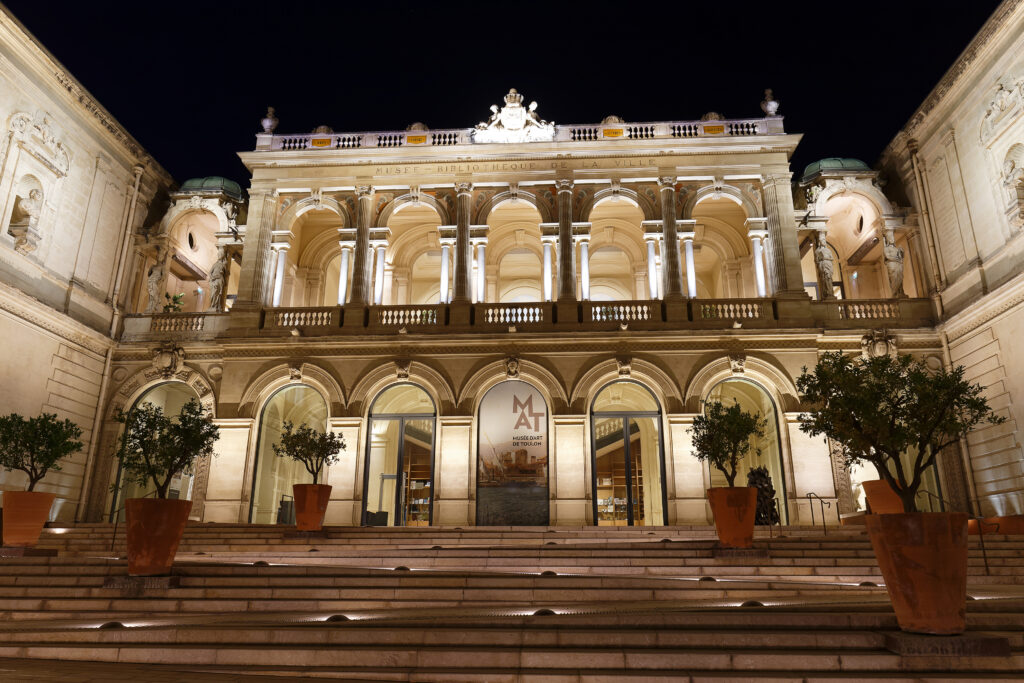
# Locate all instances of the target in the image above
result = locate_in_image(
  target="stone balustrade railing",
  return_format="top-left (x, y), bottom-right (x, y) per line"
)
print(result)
top-left (262, 117), bottom-right (785, 152)
top-left (119, 297), bottom-right (935, 342)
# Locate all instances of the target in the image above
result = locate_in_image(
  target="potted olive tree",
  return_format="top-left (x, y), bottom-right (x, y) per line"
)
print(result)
top-left (690, 400), bottom-right (767, 548)
top-left (114, 398), bottom-right (219, 575)
top-left (273, 421), bottom-right (345, 531)
top-left (797, 351), bottom-right (1003, 634)
top-left (0, 413), bottom-right (82, 547)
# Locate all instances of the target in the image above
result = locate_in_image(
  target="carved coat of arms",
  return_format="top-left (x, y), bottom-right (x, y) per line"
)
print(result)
top-left (472, 89), bottom-right (555, 144)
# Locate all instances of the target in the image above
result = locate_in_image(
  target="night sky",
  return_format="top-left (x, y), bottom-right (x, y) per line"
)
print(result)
top-left (4, 0), bottom-right (1002, 190)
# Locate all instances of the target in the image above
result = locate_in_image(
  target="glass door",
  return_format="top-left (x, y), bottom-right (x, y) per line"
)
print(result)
top-left (364, 415), bottom-right (434, 526)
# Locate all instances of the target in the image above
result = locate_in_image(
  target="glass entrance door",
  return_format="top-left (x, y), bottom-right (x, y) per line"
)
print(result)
top-left (592, 414), bottom-right (664, 526)
top-left (364, 416), bottom-right (434, 526)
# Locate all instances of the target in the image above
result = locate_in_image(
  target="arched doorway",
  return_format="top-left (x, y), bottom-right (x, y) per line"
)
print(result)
top-left (705, 378), bottom-right (789, 523)
top-left (363, 384), bottom-right (436, 526)
top-left (108, 381), bottom-right (199, 522)
top-left (250, 384), bottom-right (329, 524)
top-left (590, 381), bottom-right (666, 526)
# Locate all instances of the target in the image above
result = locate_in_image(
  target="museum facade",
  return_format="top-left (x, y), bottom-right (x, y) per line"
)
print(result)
top-left (2, 2), bottom-right (1023, 529)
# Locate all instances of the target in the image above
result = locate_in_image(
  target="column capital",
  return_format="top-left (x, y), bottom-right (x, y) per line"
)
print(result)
top-left (744, 217), bottom-right (769, 230)
top-left (555, 178), bottom-right (574, 193)
top-left (762, 172), bottom-right (793, 186)
top-left (338, 240), bottom-right (355, 250)
top-left (355, 185), bottom-right (374, 198)
top-left (747, 229), bottom-right (769, 241)
top-left (337, 227), bottom-right (357, 242)
top-left (657, 176), bottom-right (677, 189)
top-left (455, 181), bottom-right (473, 195)
top-left (804, 215), bottom-right (829, 232)
top-left (678, 231), bottom-right (696, 242)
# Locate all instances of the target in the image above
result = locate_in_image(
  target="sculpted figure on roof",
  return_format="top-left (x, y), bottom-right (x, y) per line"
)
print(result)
top-left (472, 88), bottom-right (555, 143)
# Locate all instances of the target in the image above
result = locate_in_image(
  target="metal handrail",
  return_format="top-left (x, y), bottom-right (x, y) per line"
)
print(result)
top-left (109, 489), bottom-right (160, 553)
top-left (805, 492), bottom-right (831, 536)
top-left (916, 489), bottom-right (992, 576)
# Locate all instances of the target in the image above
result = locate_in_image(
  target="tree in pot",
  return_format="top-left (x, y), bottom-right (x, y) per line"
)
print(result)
top-left (0, 413), bottom-right (82, 547)
top-left (690, 400), bottom-right (767, 548)
top-left (114, 398), bottom-right (219, 575)
top-left (272, 421), bottom-right (345, 531)
top-left (797, 351), bottom-right (1004, 634)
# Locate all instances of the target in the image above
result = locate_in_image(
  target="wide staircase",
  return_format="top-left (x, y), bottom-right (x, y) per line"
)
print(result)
top-left (0, 523), bottom-right (1021, 681)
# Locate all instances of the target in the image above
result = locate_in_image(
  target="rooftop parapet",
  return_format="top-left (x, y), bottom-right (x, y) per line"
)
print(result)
top-left (253, 88), bottom-right (786, 152)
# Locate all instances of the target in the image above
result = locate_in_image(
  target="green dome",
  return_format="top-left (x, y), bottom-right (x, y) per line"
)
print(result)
top-left (180, 176), bottom-right (243, 200)
top-left (800, 158), bottom-right (870, 182)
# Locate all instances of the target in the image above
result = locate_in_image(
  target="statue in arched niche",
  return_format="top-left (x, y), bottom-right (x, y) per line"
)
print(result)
top-left (883, 231), bottom-right (906, 298)
top-left (813, 232), bottom-right (835, 300)
top-left (206, 246), bottom-right (228, 312)
top-left (145, 247), bottom-right (167, 314)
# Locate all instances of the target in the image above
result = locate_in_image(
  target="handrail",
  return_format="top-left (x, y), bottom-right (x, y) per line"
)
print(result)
top-left (916, 489), bottom-right (992, 576)
top-left (805, 492), bottom-right (831, 536)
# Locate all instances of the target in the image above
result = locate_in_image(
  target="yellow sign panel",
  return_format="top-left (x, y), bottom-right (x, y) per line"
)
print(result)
top-left (702, 125), bottom-right (725, 135)
top-left (406, 135), bottom-right (427, 145)
top-left (310, 138), bottom-right (333, 148)
top-left (602, 129), bottom-right (624, 138)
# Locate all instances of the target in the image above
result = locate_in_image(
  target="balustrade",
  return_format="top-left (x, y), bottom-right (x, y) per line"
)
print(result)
top-left (589, 302), bottom-right (654, 322)
top-left (264, 117), bottom-right (783, 152)
top-left (697, 299), bottom-right (770, 321)
top-left (150, 314), bottom-right (205, 333)
top-left (481, 304), bottom-right (545, 325)
top-left (378, 306), bottom-right (440, 327)
top-left (270, 307), bottom-right (336, 328)
top-left (837, 300), bottom-right (900, 320)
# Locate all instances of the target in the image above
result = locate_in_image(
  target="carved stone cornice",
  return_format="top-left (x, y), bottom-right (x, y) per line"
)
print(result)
top-left (0, 280), bottom-right (111, 356)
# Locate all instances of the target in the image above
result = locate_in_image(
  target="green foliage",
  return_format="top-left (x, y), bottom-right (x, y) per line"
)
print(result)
top-left (797, 351), bottom-right (1005, 513)
top-left (0, 413), bottom-right (83, 491)
top-left (689, 400), bottom-right (767, 487)
top-left (747, 465), bottom-right (780, 525)
top-left (272, 421), bottom-right (346, 485)
top-left (114, 398), bottom-right (219, 499)
top-left (162, 293), bottom-right (184, 312)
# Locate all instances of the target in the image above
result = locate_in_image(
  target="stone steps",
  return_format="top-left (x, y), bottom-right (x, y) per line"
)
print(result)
top-left (3, 525), bottom-right (1022, 679)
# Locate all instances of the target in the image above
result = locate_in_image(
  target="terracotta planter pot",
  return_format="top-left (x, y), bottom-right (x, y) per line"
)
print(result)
top-left (293, 484), bottom-right (332, 531)
top-left (865, 512), bottom-right (968, 635)
top-left (125, 498), bottom-right (192, 576)
top-left (707, 487), bottom-right (758, 548)
top-left (862, 480), bottom-right (905, 514)
top-left (2, 491), bottom-right (55, 547)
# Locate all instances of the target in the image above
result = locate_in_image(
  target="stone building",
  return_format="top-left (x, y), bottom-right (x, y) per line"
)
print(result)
top-left (1, 2), bottom-right (1022, 527)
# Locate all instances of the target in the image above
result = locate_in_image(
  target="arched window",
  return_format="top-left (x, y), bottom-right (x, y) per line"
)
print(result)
top-left (363, 384), bottom-right (436, 526)
top-left (590, 381), bottom-right (666, 526)
top-left (250, 384), bottom-right (328, 524)
top-left (706, 379), bottom-right (788, 523)
top-left (109, 382), bottom-right (199, 522)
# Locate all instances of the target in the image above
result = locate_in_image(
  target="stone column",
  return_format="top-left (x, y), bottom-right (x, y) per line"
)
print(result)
top-left (348, 186), bottom-right (374, 305)
top-left (745, 218), bottom-right (769, 298)
top-left (645, 236), bottom-right (659, 299)
top-left (762, 174), bottom-right (806, 294)
top-left (556, 179), bottom-right (576, 302)
top-left (452, 182), bottom-right (473, 303)
top-left (372, 244), bottom-right (387, 305)
top-left (271, 245), bottom-right (289, 307)
top-left (682, 234), bottom-right (696, 298)
top-left (475, 241), bottom-right (487, 303)
top-left (439, 242), bottom-right (451, 304)
top-left (234, 189), bottom-right (277, 307)
top-left (658, 177), bottom-right (684, 298)
top-left (337, 244), bottom-right (352, 305)
top-left (542, 239), bottom-right (554, 302)
top-left (578, 236), bottom-right (591, 300)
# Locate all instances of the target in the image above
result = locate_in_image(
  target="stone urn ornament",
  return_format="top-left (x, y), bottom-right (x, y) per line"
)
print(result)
top-left (760, 89), bottom-right (780, 116)
top-left (261, 107), bottom-right (279, 133)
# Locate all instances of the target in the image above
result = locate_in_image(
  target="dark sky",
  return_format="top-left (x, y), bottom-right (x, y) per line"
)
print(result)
top-left (5, 0), bottom-right (1002, 190)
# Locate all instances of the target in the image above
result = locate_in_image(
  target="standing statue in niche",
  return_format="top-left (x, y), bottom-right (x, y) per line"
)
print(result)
top-left (206, 246), bottom-right (228, 312)
top-left (813, 232), bottom-right (835, 300)
top-left (883, 231), bottom-right (906, 298)
top-left (145, 247), bottom-right (167, 314)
